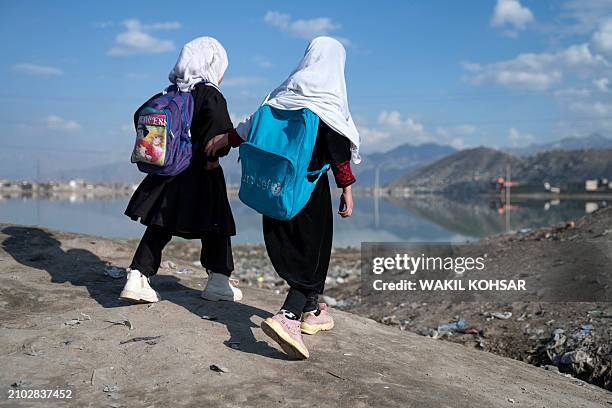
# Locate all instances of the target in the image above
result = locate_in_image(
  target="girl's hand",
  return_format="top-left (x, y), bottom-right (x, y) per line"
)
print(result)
top-left (205, 160), bottom-right (219, 170)
top-left (338, 186), bottom-right (353, 218)
top-left (205, 133), bottom-right (229, 156)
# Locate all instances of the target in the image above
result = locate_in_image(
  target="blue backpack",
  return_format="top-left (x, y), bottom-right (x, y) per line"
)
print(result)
top-left (238, 105), bottom-right (329, 220)
top-left (130, 85), bottom-right (194, 176)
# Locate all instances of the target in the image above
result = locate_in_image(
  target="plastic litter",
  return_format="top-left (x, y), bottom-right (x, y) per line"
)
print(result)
top-left (201, 315), bottom-right (218, 321)
top-left (177, 268), bottom-right (192, 274)
top-left (485, 311), bottom-right (512, 320)
top-left (437, 319), bottom-right (466, 333)
top-left (580, 324), bottom-right (593, 337)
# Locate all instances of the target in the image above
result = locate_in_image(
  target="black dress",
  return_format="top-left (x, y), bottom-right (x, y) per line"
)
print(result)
top-left (263, 121), bottom-right (352, 294)
top-left (125, 83), bottom-right (235, 239)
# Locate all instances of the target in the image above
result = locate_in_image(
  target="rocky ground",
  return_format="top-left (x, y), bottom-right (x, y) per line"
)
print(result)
top-left (158, 208), bottom-right (612, 392)
top-left (2, 225), bottom-right (611, 407)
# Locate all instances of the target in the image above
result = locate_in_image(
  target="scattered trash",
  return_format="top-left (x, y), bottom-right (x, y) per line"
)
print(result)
top-left (192, 261), bottom-right (202, 267)
top-left (23, 344), bottom-right (40, 356)
top-left (456, 327), bottom-right (481, 335)
top-left (63, 339), bottom-right (74, 346)
top-left (160, 260), bottom-right (176, 269)
top-left (105, 319), bottom-right (133, 330)
top-left (64, 319), bottom-right (81, 327)
top-left (119, 336), bottom-right (161, 345)
top-left (343, 353), bottom-right (352, 356)
top-left (485, 311), bottom-right (512, 320)
top-left (11, 380), bottom-right (32, 389)
top-left (437, 319), bottom-right (466, 333)
top-left (177, 268), bottom-right (192, 274)
top-left (560, 350), bottom-right (591, 366)
top-left (210, 364), bottom-right (229, 374)
top-left (104, 266), bottom-right (126, 279)
top-left (399, 319), bottom-right (413, 331)
top-left (103, 384), bottom-right (119, 393)
top-left (507, 398), bottom-right (516, 404)
top-left (80, 312), bottom-right (91, 321)
top-left (90, 369), bottom-right (96, 386)
top-left (580, 324), bottom-right (593, 337)
top-left (201, 315), bottom-right (218, 321)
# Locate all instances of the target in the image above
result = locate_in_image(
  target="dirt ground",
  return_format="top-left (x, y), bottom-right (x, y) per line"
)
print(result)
top-left (0, 225), bottom-right (610, 407)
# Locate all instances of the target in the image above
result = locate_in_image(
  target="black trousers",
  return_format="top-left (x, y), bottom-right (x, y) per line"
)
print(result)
top-left (130, 225), bottom-right (234, 277)
top-left (263, 173), bottom-right (332, 315)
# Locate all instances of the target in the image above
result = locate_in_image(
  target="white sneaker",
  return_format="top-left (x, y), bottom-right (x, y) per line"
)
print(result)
top-left (201, 272), bottom-right (243, 302)
top-left (119, 269), bottom-right (161, 303)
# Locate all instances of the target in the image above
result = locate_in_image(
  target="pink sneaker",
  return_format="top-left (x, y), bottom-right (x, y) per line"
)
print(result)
top-left (301, 303), bottom-right (334, 335)
top-left (261, 313), bottom-right (309, 360)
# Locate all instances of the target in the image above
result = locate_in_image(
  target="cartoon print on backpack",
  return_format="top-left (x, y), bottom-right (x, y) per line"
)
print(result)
top-left (131, 111), bottom-right (168, 166)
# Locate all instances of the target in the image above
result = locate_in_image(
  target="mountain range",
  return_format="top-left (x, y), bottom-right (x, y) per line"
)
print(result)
top-left (390, 146), bottom-right (612, 194)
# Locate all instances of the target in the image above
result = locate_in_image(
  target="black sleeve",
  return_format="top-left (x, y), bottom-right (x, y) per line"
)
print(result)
top-left (321, 123), bottom-right (352, 166)
top-left (190, 86), bottom-right (234, 161)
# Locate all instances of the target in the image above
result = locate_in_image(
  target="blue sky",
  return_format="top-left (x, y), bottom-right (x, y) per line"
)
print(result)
top-left (1, 0), bottom-right (612, 177)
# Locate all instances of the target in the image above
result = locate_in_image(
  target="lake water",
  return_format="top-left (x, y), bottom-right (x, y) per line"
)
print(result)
top-left (0, 194), bottom-right (601, 246)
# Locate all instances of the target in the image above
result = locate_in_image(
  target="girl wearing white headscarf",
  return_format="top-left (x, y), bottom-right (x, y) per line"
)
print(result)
top-left (122, 36), bottom-right (242, 305)
top-left (206, 36), bottom-right (359, 359)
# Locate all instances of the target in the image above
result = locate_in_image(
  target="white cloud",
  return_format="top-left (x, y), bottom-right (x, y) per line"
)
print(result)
top-left (591, 17), bottom-right (612, 59)
top-left (508, 128), bottom-right (534, 147)
top-left (46, 115), bottom-right (81, 131)
top-left (357, 126), bottom-right (391, 144)
top-left (593, 77), bottom-right (610, 92)
top-left (561, 0), bottom-right (612, 36)
top-left (491, 0), bottom-right (534, 34)
top-left (222, 76), bottom-right (266, 87)
top-left (108, 19), bottom-right (180, 56)
top-left (464, 41), bottom-right (608, 91)
top-left (264, 11), bottom-right (348, 44)
top-left (253, 55), bottom-right (274, 69)
top-left (12, 63), bottom-right (63, 77)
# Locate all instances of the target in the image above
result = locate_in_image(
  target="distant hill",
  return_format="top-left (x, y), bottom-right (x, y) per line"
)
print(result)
top-left (389, 147), bottom-right (612, 194)
top-left (507, 133), bottom-right (612, 156)
top-left (351, 143), bottom-right (456, 186)
top-left (388, 147), bottom-right (516, 194)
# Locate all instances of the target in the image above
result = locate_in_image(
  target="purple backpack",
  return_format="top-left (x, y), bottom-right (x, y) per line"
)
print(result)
top-left (130, 84), bottom-right (194, 176)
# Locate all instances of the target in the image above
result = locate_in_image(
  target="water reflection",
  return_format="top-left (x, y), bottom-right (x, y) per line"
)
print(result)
top-left (0, 194), bottom-right (601, 246)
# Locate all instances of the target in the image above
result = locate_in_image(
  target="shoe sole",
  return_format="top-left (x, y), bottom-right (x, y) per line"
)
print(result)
top-left (300, 321), bottom-right (335, 335)
top-left (261, 318), bottom-right (309, 360)
top-left (200, 291), bottom-right (242, 302)
top-left (119, 290), bottom-right (160, 304)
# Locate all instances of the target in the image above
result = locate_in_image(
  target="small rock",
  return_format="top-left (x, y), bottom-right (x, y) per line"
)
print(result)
top-left (160, 260), bottom-right (176, 269)
top-left (210, 364), bottom-right (229, 373)
top-left (103, 384), bottom-right (119, 393)
top-left (321, 295), bottom-right (337, 307)
top-left (507, 398), bottom-right (515, 404)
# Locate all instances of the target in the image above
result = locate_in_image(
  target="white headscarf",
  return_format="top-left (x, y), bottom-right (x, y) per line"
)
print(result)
top-left (263, 36), bottom-right (361, 163)
top-left (168, 36), bottom-right (228, 92)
